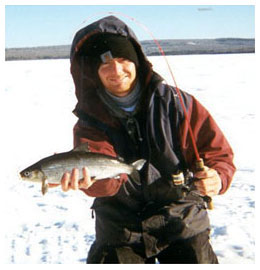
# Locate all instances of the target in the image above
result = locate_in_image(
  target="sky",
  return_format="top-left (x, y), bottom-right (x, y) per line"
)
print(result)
top-left (4, 3), bottom-right (255, 48)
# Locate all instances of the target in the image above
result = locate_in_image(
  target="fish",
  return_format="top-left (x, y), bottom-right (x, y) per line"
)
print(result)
top-left (20, 143), bottom-right (146, 195)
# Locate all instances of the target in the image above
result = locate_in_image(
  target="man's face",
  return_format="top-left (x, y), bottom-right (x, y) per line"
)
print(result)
top-left (98, 58), bottom-right (137, 97)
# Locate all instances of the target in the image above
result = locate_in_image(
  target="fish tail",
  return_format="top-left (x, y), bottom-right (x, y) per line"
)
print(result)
top-left (129, 170), bottom-right (141, 185)
top-left (129, 159), bottom-right (146, 185)
top-left (131, 159), bottom-right (146, 171)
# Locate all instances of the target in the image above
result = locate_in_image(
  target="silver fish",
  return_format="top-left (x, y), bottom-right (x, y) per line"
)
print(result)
top-left (20, 143), bottom-right (146, 195)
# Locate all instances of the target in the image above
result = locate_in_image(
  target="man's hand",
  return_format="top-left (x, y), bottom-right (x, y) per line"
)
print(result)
top-left (49, 167), bottom-right (96, 192)
top-left (193, 167), bottom-right (222, 197)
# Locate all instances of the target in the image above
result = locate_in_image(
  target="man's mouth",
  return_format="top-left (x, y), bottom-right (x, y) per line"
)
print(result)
top-left (109, 76), bottom-right (127, 84)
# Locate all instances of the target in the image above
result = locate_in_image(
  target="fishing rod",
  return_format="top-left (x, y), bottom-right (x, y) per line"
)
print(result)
top-left (77, 11), bottom-right (213, 209)
top-left (112, 12), bottom-right (201, 162)
top-left (119, 12), bottom-right (213, 209)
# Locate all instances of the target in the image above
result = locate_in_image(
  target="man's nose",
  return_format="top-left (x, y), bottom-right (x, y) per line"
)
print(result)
top-left (110, 60), bottom-right (123, 74)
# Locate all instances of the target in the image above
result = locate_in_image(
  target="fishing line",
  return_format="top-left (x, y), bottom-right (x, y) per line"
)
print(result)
top-left (75, 11), bottom-right (201, 162)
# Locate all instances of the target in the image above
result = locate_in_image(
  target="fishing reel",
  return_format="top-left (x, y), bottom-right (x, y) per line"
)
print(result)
top-left (171, 170), bottom-right (193, 193)
top-left (171, 168), bottom-right (213, 210)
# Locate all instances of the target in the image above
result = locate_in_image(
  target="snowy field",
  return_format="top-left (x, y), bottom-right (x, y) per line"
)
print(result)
top-left (1, 53), bottom-right (256, 264)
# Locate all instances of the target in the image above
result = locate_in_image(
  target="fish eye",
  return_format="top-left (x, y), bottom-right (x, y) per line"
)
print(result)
top-left (24, 171), bottom-right (32, 177)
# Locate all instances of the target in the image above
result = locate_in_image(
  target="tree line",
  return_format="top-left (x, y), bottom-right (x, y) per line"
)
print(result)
top-left (5, 38), bottom-right (255, 61)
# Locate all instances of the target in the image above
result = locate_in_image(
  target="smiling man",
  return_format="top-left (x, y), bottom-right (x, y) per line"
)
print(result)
top-left (58, 16), bottom-right (235, 264)
top-left (97, 40), bottom-right (138, 97)
top-left (98, 57), bottom-right (137, 96)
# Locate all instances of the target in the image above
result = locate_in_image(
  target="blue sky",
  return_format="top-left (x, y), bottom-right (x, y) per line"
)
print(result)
top-left (5, 5), bottom-right (255, 48)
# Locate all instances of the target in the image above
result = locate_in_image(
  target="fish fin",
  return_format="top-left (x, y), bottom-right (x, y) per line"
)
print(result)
top-left (73, 142), bottom-right (91, 152)
top-left (131, 159), bottom-right (146, 171)
top-left (129, 159), bottom-right (146, 185)
top-left (122, 183), bottom-right (130, 196)
top-left (129, 170), bottom-right (141, 186)
top-left (41, 178), bottom-right (49, 195)
top-left (128, 176), bottom-right (140, 189)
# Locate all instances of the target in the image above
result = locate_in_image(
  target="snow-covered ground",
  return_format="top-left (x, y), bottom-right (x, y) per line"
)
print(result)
top-left (1, 54), bottom-right (256, 264)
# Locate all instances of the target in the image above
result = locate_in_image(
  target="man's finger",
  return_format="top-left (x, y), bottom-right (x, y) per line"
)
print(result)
top-left (79, 167), bottom-right (95, 189)
top-left (61, 172), bottom-right (71, 192)
top-left (194, 168), bottom-right (215, 179)
top-left (70, 168), bottom-right (79, 190)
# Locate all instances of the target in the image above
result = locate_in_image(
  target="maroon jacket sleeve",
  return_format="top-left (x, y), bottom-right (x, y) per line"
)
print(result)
top-left (73, 121), bottom-right (127, 197)
top-left (180, 96), bottom-right (236, 194)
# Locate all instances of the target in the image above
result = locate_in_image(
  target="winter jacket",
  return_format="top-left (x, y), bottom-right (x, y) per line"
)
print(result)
top-left (70, 16), bottom-right (236, 259)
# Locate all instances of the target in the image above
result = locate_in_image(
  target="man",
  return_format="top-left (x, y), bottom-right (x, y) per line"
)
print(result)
top-left (58, 16), bottom-right (235, 263)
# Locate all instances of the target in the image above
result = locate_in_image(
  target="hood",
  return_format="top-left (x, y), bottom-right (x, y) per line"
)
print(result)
top-left (70, 16), bottom-right (154, 126)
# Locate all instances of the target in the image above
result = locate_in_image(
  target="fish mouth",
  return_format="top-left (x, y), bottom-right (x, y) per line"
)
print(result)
top-left (19, 171), bottom-right (25, 180)
top-left (19, 172), bottom-right (29, 181)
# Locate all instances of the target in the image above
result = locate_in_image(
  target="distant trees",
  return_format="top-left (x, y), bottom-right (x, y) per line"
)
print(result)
top-left (5, 38), bottom-right (255, 61)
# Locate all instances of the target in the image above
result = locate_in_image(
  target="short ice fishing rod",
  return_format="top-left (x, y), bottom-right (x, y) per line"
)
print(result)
top-left (79, 12), bottom-right (213, 209)
top-left (110, 12), bottom-right (214, 209)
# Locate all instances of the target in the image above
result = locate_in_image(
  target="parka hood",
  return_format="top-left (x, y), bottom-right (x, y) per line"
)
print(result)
top-left (70, 16), bottom-right (140, 62)
top-left (70, 16), bottom-right (154, 126)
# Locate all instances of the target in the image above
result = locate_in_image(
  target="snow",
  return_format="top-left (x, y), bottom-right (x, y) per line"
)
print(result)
top-left (1, 54), bottom-right (256, 264)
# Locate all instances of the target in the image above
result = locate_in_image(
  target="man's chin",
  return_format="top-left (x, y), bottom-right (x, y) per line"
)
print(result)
top-left (107, 87), bottom-right (132, 97)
